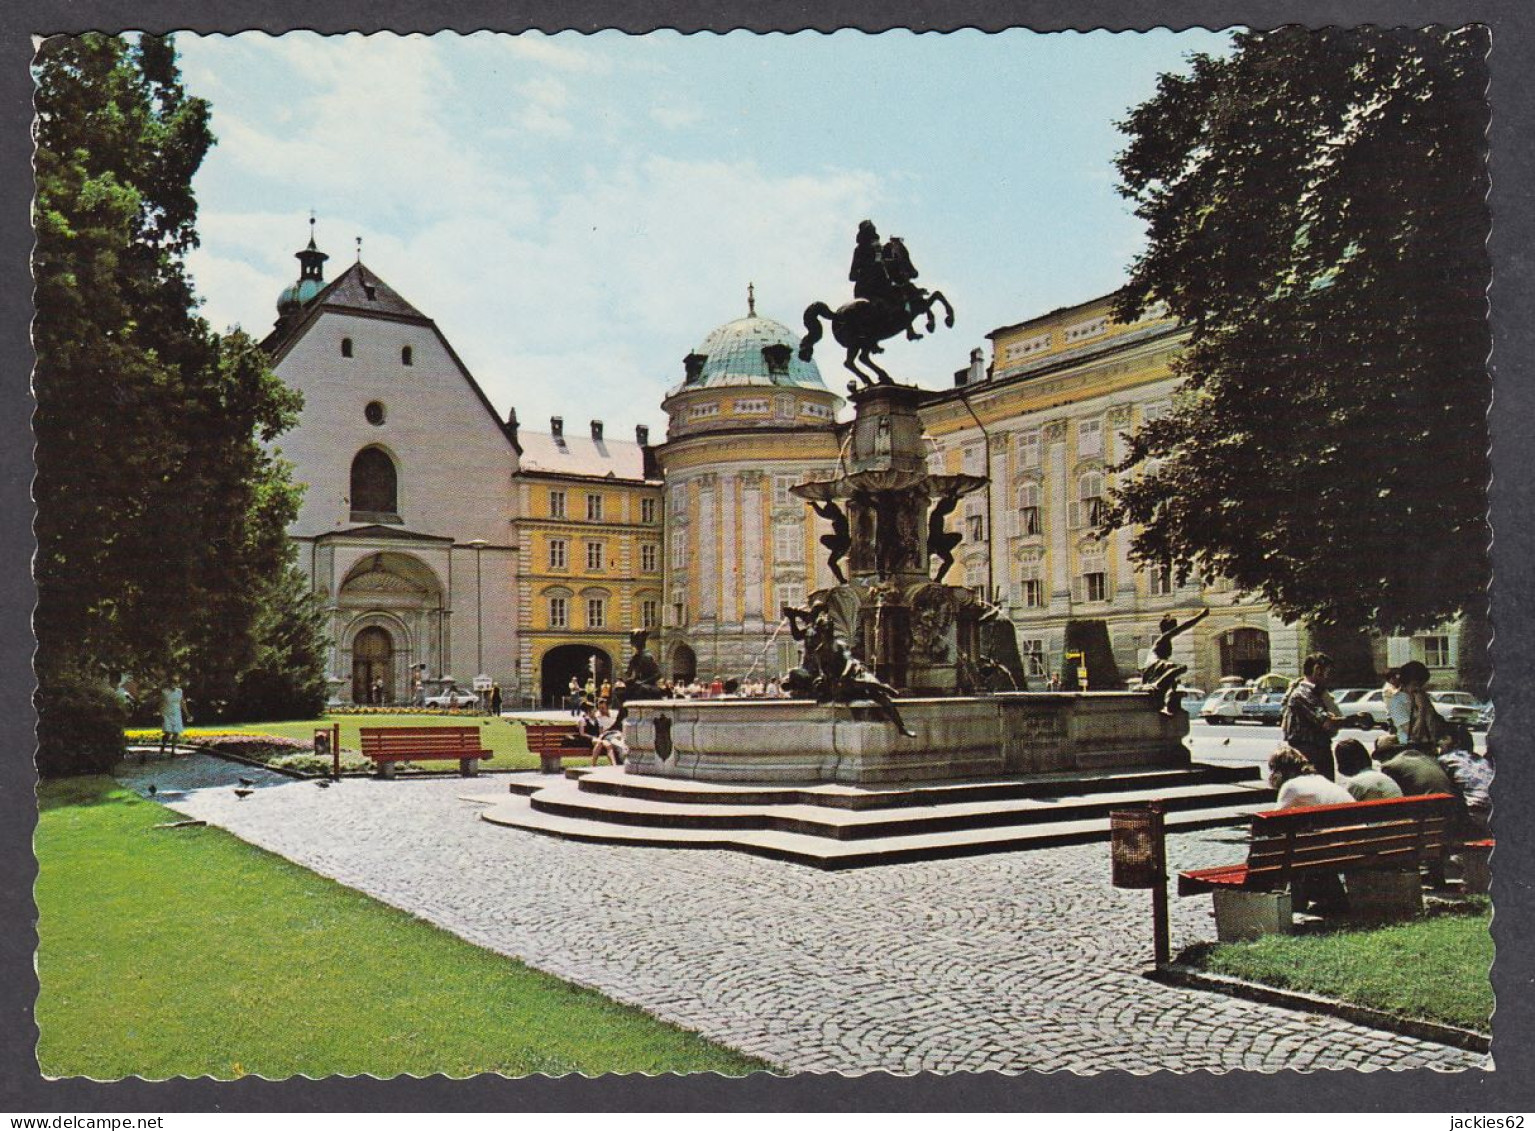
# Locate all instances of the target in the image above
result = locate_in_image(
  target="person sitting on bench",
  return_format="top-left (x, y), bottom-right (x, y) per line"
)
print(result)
top-left (1336, 738), bottom-right (1403, 802)
top-left (1436, 722), bottom-right (1492, 837)
top-left (1268, 745), bottom-right (1354, 914)
top-left (565, 702), bottom-right (603, 752)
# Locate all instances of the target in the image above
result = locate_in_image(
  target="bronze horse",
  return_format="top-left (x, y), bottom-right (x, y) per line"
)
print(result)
top-left (798, 237), bottom-right (955, 386)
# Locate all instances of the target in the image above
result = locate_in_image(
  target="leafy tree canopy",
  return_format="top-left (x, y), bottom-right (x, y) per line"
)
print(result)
top-left (1108, 26), bottom-right (1491, 635)
top-left (34, 35), bottom-right (318, 766)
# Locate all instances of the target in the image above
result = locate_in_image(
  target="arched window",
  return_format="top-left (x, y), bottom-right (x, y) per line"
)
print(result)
top-left (350, 447), bottom-right (398, 518)
top-left (401, 345), bottom-right (413, 366)
top-left (341, 337), bottom-right (354, 358)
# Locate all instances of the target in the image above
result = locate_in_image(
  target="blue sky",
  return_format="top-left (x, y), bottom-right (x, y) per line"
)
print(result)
top-left (176, 30), bottom-right (1232, 435)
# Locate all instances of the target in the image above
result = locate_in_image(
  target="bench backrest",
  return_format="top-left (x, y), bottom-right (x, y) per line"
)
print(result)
top-left (360, 726), bottom-right (485, 754)
top-left (524, 723), bottom-right (578, 753)
top-left (1244, 793), bottom-right (1457, 888)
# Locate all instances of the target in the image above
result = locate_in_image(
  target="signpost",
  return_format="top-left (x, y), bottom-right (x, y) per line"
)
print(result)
top-left (1110, 802), bottom-right (1169, 967)
top-left (315, 724), bottom-right (341, 781)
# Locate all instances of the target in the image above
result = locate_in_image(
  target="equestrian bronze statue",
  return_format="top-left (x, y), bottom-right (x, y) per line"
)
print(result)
top-left (799, 220), bottom-right (954, 386)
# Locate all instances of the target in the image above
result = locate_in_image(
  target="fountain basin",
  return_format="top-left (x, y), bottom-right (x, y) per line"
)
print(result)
top-left (622, 692), bottom-right (1190, 786)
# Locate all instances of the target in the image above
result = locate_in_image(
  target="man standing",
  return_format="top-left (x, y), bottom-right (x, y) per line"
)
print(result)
top-left (1282, 652), bottom-right (1344, 780)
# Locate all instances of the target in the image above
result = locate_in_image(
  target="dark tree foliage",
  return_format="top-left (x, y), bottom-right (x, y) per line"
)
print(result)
top-left (1108, 27), bottom-right (1491, 636)
top-left (33, 34), bottom-right (312, 772)
top-left (227, 562), bottom-right (330, 722)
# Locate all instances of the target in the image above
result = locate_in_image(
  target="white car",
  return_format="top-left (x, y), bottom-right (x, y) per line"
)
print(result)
top-left (1429, 691), bottom-right (1486, 727)
top-left (423, 688), bottom-right (480, 709)
top-left (1200, 686), bottom-right (1253, 725)
top-left (1344, 688), bottom-right (1392, 727)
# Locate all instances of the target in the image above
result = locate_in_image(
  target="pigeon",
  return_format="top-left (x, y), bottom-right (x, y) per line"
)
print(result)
top-left (315, 780), bottom-right (331, 789)
top-left (238, 777), bottom-right (256, 787)
top-left (1222, 738), bottom-right (1231, 746)
top-left (233, 787), bottom-right (254, 800)
top-left (147, 783), bottom-right (157, 797)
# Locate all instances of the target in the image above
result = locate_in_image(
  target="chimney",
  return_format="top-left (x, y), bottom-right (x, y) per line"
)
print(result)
top-left (590, 419), bottom-right (604, 442)
top-left (506, 407), bottom-right (519, 443)
top-left (550, 416), bottom-right (564, 440)
top-left (635, 424), bottom-right (650, 446)
top-left (969, 347), bottom-right (987, 385)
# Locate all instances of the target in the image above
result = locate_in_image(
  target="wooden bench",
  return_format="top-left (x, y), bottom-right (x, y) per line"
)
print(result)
top-left (1179, 793), bottom-right (1459, 939)
top-left (360, 726), bottom-right (491, 778)
top-left (524, 722), bottom-right (587, 774)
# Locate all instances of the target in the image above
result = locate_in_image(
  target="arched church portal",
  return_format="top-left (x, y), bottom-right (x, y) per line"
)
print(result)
top-left (352, 626), bottom-right (395, 704)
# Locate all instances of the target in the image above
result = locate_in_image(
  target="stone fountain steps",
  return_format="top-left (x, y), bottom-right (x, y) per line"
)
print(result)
top-left (561, 761), bottom-right (1257, 811)
top-left (471, 765), bottom-right (1272, 869)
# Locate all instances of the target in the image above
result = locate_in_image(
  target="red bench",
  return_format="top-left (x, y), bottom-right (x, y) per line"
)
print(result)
top-left (524, 722), bottom-right (588, 774)
top-left (1179, 793), bottom-right (1460, 938)
top-left (360, 726), bottom-right (491, 778)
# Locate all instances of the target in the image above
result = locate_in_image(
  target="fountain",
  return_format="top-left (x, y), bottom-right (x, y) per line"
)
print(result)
top-left (475, 223), bottom-right (1266, 865)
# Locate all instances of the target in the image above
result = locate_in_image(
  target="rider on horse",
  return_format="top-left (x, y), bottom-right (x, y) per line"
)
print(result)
top-left (849, 221), bottom-right (926, 339)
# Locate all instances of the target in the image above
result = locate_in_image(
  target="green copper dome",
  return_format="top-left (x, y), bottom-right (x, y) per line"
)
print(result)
top-left (277, 277), bottom-right (325, 311)
top-left (683, 314), bottom-right (827, 390)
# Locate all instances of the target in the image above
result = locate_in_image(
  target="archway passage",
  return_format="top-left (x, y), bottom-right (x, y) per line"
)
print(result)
top-left (353, 626), bottom-right (395, 704)
top-left (669, 643), bottom-right (698, 684)
top-left (1220, 627), bottom-right (1271, 682)
top-left (540, 644), bottom-right (613, 708)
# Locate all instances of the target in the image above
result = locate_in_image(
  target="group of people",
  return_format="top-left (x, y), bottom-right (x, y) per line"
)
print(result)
top-left (1264, 651), bottom-right (1493, 910)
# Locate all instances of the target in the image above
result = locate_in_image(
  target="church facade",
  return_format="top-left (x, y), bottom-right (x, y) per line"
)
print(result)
top-left (262, 228), bottom-right (521, 704)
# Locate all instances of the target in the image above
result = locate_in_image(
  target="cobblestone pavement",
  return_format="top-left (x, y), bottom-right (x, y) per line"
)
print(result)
top-left (116, 756), bottom-right (1488, 1074)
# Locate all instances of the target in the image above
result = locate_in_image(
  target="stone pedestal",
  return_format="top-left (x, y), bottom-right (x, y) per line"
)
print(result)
top-left (1213, 889), bottom-right (1293, 941)
top-left (622, 692), bottom-right (1191, 786)
top-left (1344, 869), bottom-right (1424, 924)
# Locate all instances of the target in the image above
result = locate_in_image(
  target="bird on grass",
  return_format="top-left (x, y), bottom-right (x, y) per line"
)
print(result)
top-left (233, 787), bottom-right (254, 800)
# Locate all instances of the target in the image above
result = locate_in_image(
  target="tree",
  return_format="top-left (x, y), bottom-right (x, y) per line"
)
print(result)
top-left (227, 562), bottom-right (331, 722)
top-left (33, 34), bottom-right (310, 773)
top-left (1107, 27), bottom-right (1491, 637)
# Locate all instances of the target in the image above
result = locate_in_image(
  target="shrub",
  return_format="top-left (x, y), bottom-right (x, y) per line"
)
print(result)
top-left (268, 750), bottom-right (372, 776)
top-left (36, 667), bottom-right (127, 778)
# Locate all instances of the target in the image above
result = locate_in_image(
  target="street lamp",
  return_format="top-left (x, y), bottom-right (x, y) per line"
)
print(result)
top-left (467, 538), bottom-right (488, 681)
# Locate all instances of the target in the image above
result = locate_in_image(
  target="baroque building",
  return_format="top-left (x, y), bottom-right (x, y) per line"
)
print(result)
top-left (657, 291), bottom-right (845, 684)
top-left (917, 294), bottom-right (1298, 693)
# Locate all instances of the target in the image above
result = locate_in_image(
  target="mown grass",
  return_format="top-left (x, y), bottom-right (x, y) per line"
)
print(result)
top-left (1196, 905), bottom-right (1493, 1032)
top-left (131, 713), bottom-right (544, 771)
top-left (36, 777), bottom-right (768, 1079)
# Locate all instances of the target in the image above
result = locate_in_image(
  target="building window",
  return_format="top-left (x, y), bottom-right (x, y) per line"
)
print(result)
top-left (773, 475), bottom-right (798, 507)
top-left (1077, 419), bottom-right (1103, 458)
top-left (671, 531), bottom-right (689, 570)
top-left (1077, 562), bottom-right (1109, 604)
top-left (777, 583), bottom-right (805, 614)
top-left (639, 543), bottom-right (657, 572)
top-left (1148, 563), bottom-right (1174, 597)
top-left (586, 597), bottom-right (606, 629)
top-left (341, 337), bottom-right (354, 358)
top-left (964, 500), bottom-right (986, 544)
top-left (734, 398), bottom-right (770, 415)
top-left (964, 561), bottom-right (986, 599)
top-left (1071, 471), bottom-right (1104, 529)
top-left (776, 396), bottom-right (795, 419)
top-left (774, 523), bottom-right (801, 563)
top-left (963, 444), bottom-right (985, 475)
top-left (548, 596), bottom-right (568, 629)
top-left (1143, 400), bottom-right (1172, 424)
top-left (349, 447), bottom-right (398, 517)
top-left (585, 541), bottom-right (605, 571)
top-left (640, 599), bottom-right (659, 629)
top-left (549, 489), bottom-right (566, 519)
top-left (401, 345), bottom-right (413, 366)
top-left (1418, 635), bottom-right (1453, 668)
top-left (641, 497), bottom-right (658, 525)
top-left (671, 601), bottom-right (687, 627)
top-left (1015, 481), bottom-right (1040, 537)
top-left (586, 493), bottom-right (603, 522)
top-left (548, 538), bottom-right (567, 570)
top-left (364, 401), bottom-right (386, 426)
top-left (1019, 556), bottom-right (1044, 609)
top-left (1021, 639), bottom-right (1047, 678)
top-left (1017, 429), bottom-right (1041, 469)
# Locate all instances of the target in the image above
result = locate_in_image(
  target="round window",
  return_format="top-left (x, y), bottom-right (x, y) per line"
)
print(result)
top-left (365, 401), bottom-right (386, 426)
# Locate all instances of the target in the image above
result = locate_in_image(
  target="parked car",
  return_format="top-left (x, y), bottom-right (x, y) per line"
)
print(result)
top-left (1342, 688), bottom-right (1392, 728)
top-left (1200, 686), bottom-right (1253, 725)
top-left (1240, 690), bottom-right (1287, 725)
top-left (1429, 691), bottom-right (1487, 727)
top-left (1476, 702), bottom-right (1494, 731)
top-left (1176, 688), bottom-right (1207, 717)
top-left (423, 687), bottom-right (480, 709)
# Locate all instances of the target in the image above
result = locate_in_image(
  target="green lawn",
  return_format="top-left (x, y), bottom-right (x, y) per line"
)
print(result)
top-left (135, 713), bottom-right (547, 771)
top-left (1196, 907), bottom-right (1493, 1032)
top-left (36, 777), bottom-right (768, 1079)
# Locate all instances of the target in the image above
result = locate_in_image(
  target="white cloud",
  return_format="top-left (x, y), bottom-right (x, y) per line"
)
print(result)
top-left (485, 31), bottom-right (614, 75)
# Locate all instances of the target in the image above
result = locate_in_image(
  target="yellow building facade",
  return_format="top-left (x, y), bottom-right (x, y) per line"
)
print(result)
top-left (918, 294), bottom-right (1300, 693)
top-left (510, 415), bottom-right (665, 707)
